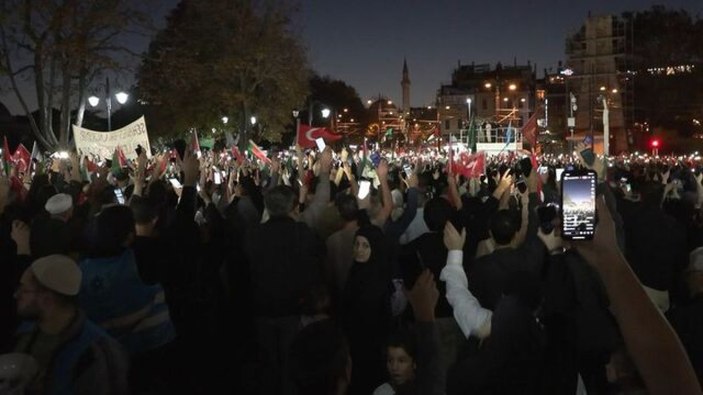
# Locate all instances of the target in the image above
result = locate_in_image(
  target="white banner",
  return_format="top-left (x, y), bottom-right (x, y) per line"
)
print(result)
top-left (73, 116), bottom-right (152, 160)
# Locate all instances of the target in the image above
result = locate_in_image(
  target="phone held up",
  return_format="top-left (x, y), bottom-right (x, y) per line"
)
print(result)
top-left (560, 169), bottom-right (597, 241)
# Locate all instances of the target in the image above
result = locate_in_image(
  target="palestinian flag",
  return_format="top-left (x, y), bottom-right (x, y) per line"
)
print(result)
top-left (248, 140), bottom-right (271, 164)
top-left (111, 146), bottom-right (127, 175)
top-left (356, 138), bottom-right (368, 179)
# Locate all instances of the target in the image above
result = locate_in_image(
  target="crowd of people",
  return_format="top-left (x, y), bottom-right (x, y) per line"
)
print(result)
top-left (0, 140), bottom-right (702, 394)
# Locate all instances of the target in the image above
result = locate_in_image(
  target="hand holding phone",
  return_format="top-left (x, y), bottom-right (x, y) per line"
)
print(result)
top-left (113, 188), bottom-right (125, 205)
top-left (561, 169), bottom-right (597, 240)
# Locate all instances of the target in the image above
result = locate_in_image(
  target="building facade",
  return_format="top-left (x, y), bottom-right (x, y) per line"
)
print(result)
top-left (565, 14), bottom-right (634, 154)
top-left (436, 62), bottom-right (537, 140)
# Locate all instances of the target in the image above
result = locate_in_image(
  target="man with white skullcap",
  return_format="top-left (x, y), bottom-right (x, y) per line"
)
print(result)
top-left (44, 193), bottom-right (73, 222)
top-left (13, 255), bottom-right (129, 394)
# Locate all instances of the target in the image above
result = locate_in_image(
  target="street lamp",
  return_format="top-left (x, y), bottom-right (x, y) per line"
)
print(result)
top-left (466, 98), bottom-right (472, 119)
top-left (222, 116), bottom-right (229, 124)
top-left (88, 77), bottom-right (128, 132)
top-left (250, 116), bottom-right (257, 126)
top-left (321, 108), bottom-right (331, 118)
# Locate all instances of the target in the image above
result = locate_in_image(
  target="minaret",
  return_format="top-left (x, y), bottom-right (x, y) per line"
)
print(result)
top-left (401, 58), bottom-right (410, 114)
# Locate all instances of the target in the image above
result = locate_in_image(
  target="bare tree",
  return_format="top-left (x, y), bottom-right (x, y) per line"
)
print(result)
top-left (0, 0), bottom-right (155, 150)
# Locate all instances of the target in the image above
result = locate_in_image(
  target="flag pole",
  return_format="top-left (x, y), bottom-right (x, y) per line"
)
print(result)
top-left (295, 117), bottom-right (300, 147)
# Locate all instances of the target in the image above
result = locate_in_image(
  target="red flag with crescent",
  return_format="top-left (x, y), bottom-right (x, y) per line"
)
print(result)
top-left (297, 124), bottom-right (342, 148)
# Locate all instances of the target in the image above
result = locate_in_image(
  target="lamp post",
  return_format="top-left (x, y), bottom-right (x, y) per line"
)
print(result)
top-left (292, 110), bottom-right (300, 145)
top-left (88, 77), bottom-right (128, 132)
top-left (601, 96), bottom-right (609, 156)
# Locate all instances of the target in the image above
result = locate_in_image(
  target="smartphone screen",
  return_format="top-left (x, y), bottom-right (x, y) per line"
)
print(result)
top-left (214, 172), bottom-right (222, 185)
top-left (315, 138), bottom-right (326, 152)
top-left (358, 180), bottom-right (371, 199)
top-left (114, 189), bottom-right (125, 205)
top-left (169, 178), bottom-right (182, 189)
top-left (561, 170), bottom-right (597, 240)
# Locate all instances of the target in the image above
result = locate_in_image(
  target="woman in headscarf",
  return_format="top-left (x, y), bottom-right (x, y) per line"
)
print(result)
top-left (342, 225), bottom-right (393, 395)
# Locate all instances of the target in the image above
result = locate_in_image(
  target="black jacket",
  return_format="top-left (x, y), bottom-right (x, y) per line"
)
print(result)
top-left (244, 216), bottom-right (325, 317)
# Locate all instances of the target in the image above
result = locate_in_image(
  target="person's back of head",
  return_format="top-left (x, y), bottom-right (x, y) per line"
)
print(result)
top-left (130, 196), bottom-right (158, 225)
top-left (490, 209), bottom-right (519, 246)
top-left (265, 185), bottom-right (297, 218)
top-left (93, 205), bottom-right (135, 256)
top-left (638, 181), bottom-right (664, 209)
top-left (335, 194), bottom-right (359, 223)
top-left (289, 319), bottom-right (350, 395)
top-left (423, 197), bottom-right (453, 232)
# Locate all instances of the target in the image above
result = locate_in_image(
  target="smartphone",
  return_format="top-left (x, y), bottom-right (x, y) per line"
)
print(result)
top-left (114, 188), bottom-right (125, 205)
top-left (519, 157), bottom-right (532, 177)
top-left (135, 145), bottom-right (143, 156)
top-left (537, 204), bottom-right (559, 233)
top-left (402, 250), bottom-right (426, 290)
top-left (369, 152), bottom-right (382, 167)
top-left (169, 178), bottom-right (182, 189)
top-left (358, 180), bottom-right (371, 199)
top-left (516, 178), bottom-right (528, 194)
top-left (619, 177), bottom-right (631, 193)
top-left (561, 169), bottom-right (597, 240)
top-left (315, 138), bottom-right (326, 152)
top-left (214, 172), bottom-right (222, 185)
top-left (555, 168), bottom-right (565, 182)
top-left (402, 163), bottom-right (413, 178)
top-left (580, 147), bottom-right (595, 166)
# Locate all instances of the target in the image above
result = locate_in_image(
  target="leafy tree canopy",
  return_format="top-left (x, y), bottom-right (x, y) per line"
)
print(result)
top-left (137, 0), bottom-right (309, 143)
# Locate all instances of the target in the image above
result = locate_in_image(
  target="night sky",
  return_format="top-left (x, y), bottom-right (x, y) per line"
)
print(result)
top-left (2, 0), bottom-right (702, 115)
top-left (563, 176), bottom-right (595, 206)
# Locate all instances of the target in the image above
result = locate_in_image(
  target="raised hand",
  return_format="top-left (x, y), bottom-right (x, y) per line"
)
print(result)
top-left (180, 147), bottom-right (200, 187)
top-left (443, 222), bottom-right (466, 251)
top-left (319, 147), bottom-right (333, 174)
top-left (376, 159), bottom-right (389, 180)
top-left (11, 220), bottom-right (31, 256)
top-left (537, 228), bottom-right (563, 253)
top-left (403, 171), bottom-right (419, 189)
top-left (405, 269), bottom-right (439, 322)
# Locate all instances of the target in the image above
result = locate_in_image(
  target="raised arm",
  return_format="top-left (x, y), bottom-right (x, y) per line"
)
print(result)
top-left (440, 223), bottom-right (492, 339)
top-left (575, 197), bottom-right (702, 395)
top-left (300, 147), bottom-right (332, 229)
top-left (447, 173), bottom-right (463, 210)
top-left (342, 162), bottom-right (358, 197)
top-left (372, 159), bottom-right (393, 225)
top-left (405, 270), bottom-right (443, 395)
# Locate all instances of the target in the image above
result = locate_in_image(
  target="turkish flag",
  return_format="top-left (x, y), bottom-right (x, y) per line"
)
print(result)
top-left (12, 144), bottom-right (31, 173)
top-left (231, 146), bottom-right (245, 165)
top-left (521, 112), bottom-right (539, 148)
top-left (451, 151), bottom-right (486, 179)
top-left (297, 124), bottom-right (342, 148)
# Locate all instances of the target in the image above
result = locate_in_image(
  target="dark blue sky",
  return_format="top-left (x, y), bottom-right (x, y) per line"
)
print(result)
top-left (2, 0), bottom-right (701, 115)
top-left (298, 0), bottom-right (702, 107)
